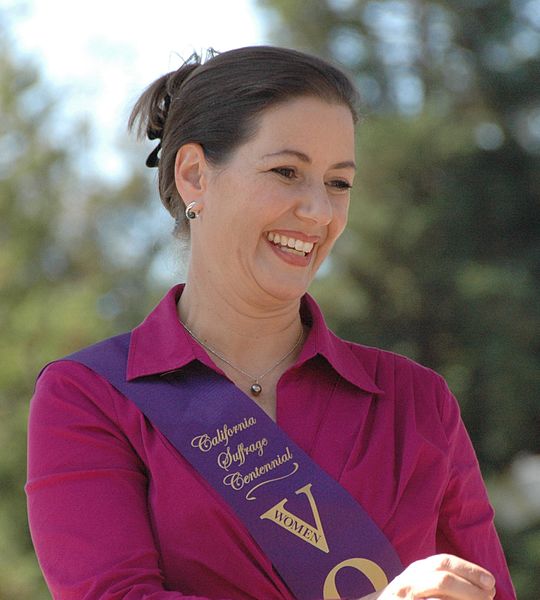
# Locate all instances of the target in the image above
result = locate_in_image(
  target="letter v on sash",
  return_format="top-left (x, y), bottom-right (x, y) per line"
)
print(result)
top-left (260, 484), bottom-right (329, 553)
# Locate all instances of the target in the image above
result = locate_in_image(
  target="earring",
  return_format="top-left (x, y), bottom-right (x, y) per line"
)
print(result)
top-left (185, 202), bottom-right (201, 220)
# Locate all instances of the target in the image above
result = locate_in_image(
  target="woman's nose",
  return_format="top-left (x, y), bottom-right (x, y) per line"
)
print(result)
top-left (294, 185), bottom-right (333, 225)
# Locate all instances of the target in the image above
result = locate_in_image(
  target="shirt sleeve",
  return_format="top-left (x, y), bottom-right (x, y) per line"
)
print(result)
top-left (26, 361), bottom-right (230, 600)
top-left (435, 381), bottom-right (516, 600)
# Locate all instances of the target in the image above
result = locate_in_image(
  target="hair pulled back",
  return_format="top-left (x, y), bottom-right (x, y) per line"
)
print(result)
top-left (128, 46), bottom-right (359, 232)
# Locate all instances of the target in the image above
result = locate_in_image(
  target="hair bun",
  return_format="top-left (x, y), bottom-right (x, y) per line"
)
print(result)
top-left (147, 93), bottom-right (171, 141)
top-left (144, 88), bottom-right (171, 167)
top-left (129, 59), bottom-right (202, 167)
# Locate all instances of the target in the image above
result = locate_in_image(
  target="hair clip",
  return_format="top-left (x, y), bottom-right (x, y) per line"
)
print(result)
top-left (146, 142), bottom-right (161, 168)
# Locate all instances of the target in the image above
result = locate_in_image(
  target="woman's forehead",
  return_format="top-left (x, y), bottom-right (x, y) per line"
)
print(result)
top-left (242, 98), bottom-right (356, 160)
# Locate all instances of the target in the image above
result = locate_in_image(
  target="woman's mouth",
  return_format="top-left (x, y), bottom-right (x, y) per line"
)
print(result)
top-left (266, 232), bottom-right (315, 257)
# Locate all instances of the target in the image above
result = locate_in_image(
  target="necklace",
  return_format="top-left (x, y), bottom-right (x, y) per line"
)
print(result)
top-left (182, 323), bottom-right (304, 397)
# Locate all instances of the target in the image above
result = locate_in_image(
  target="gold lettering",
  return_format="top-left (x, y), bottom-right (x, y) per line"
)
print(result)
top-left (260, 483), bottom-right (329, 553)
top-left (323, 558), bottom-right (388, 599)
top-left (191, 417), bottom-right (257, 452)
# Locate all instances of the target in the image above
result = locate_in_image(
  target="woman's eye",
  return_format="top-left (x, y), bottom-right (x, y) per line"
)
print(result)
top-left (328, 180), bottom-right (352, 190)
top-left (271, 167), bottom-right (296, 179)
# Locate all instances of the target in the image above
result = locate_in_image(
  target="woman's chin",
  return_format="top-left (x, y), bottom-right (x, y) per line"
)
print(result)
top-left (251, 252), bottom-right (320, 303)
top-left (255, 274), bottom-right (313, 305)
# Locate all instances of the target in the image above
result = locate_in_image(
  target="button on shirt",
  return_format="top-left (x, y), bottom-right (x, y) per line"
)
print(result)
top-left (26, 285), bottom-right (515, 599)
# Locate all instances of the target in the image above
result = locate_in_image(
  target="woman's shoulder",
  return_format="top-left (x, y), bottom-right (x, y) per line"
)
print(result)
top-left (340, 337), bottom-right (456, 413)
top-left (36, 330), bottom-right (130, 395)
top-left (344, 337), bottom-right (446, 381)
top-left (38, 356), bottom-right (110, 389)
top-left (33, 345), bottom-right (126, 426)
top-left (338, 339), bottom-right (467, 452)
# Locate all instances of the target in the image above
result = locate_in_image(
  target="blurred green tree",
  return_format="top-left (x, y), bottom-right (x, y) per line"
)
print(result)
top-left (0, 13), bottom-right (172, 598)
top-left (258, 0), bottom-right (540, 596)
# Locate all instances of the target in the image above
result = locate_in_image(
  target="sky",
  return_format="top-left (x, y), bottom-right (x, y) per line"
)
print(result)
top-left (7, 0), bottom-right (268, 179)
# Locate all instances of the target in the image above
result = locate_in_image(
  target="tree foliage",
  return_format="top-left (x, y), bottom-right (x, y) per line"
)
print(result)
top-left (0, 14), bottom-right (172, 598)
top-left (258, 0), bottom-right (540, 596)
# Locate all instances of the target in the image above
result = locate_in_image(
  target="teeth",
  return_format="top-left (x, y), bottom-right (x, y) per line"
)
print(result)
top-left (282, 247), bottom-right (302, 256)
top-left (266, 232), bottom-right (315, 255)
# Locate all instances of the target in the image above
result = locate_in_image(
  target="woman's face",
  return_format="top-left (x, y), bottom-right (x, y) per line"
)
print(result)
top-left (187, 96), bottom-right (356, 305)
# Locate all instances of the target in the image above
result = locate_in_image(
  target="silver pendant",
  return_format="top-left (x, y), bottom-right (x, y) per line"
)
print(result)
top-left (250, 383), bottom-right (262, 396)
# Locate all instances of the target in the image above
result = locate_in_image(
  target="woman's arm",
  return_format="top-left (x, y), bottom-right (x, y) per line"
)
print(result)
top-left (431, 383), bottom-right (515, 600)
top-left (358, 377), bottom-right (511, 600)
top-left (26, 361), bottom-right (229, 600)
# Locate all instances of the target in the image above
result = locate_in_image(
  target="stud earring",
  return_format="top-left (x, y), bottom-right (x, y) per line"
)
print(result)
top-left (185, 202), bottom-right (201, 220)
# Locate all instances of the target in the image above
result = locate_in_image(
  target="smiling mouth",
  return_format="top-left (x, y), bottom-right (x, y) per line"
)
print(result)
top-left (266, 232), bottom-right (315, 257)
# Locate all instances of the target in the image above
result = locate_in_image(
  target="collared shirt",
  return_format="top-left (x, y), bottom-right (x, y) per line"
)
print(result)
top-left (26, 285), bottom-right (515, 599)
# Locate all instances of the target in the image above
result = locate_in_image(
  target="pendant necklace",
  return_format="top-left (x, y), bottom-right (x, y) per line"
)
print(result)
top-left (182, 323), bottom-right (304, 397)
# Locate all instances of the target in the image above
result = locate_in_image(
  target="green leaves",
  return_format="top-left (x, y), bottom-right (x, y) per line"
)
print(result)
top-left (0, 16), bottom-right (171, 598)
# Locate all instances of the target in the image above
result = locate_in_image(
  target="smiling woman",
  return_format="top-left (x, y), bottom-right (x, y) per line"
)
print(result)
top-left (26, 46), bottom-right (515, 600)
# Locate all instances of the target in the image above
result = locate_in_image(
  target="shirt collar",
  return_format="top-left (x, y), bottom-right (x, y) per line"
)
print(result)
top-left (297, 294), bottom-right (382, 394)
top-left (127, 284), bottom-right (381, 395)
top-left (127, 284), bottom-right (195, 381)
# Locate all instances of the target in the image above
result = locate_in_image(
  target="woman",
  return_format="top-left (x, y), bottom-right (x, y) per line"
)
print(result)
top-left (27, 46), bottom-right (515, 599)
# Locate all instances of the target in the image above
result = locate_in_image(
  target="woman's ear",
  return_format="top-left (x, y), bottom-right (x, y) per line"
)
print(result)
top-left (174, 143), bottom-right (209, 206)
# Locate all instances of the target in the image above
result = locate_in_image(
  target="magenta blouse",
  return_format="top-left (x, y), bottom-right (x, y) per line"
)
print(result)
top-left (26, 285), bottom-right (515, 599)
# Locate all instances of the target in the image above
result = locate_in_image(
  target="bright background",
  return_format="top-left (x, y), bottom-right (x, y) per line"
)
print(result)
top-left (8, 0), bottom-right (266, 178)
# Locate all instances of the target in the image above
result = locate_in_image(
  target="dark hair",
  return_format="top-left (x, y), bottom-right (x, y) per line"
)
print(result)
top-left (128, 46), bottom-right (359, 233)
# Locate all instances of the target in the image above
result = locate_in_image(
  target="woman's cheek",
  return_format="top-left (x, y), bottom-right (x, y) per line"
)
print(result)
top-left (332, 199), bottom-right (350, 234)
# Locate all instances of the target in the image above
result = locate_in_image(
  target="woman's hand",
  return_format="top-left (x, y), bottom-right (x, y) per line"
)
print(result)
top-left (360, 554), bottom-right (496, 599)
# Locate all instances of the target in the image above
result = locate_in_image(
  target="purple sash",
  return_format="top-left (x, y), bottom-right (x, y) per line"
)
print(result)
top-left (65, 333), bottom-right (402, 599)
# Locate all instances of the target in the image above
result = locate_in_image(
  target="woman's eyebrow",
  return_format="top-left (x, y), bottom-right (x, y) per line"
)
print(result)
top-left (262, 149), bottom-right (356, 170)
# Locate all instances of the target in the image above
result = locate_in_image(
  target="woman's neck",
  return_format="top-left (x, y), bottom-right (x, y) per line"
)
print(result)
top-left (177, 277), bottom-right (305, 375)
